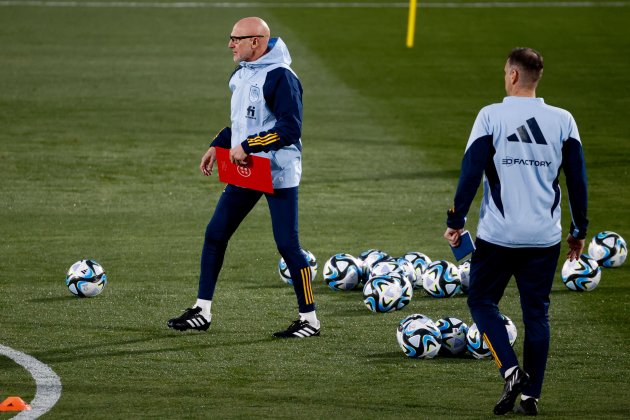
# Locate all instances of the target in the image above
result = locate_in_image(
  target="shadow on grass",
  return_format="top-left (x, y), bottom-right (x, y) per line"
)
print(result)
top-left (30, 334), bottom-right (273, 363)
top-left (29, 295), bottom-right (78, 303)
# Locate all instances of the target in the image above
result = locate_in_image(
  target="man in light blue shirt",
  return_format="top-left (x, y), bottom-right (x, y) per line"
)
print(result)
top-left (168, 17), bottom-right (319, 339)
top-left (445, 48), bottom-right (588, 416)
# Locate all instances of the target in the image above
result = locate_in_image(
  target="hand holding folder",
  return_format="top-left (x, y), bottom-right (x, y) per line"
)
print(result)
top-left (450, 230), bottom-right (475, 261)
top-left (215, 147), bottom-right (274, 194)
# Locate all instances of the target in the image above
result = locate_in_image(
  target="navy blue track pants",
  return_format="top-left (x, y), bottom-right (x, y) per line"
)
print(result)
top-left (467, 238), bottom-right (561, 398)
top-left (197, 185), bottom-right (315, 313)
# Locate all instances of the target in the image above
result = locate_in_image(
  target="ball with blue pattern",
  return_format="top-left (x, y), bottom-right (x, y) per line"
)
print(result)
top-left (588, 231), bottom-right (627, 268)
top-left (358, 249), bottom-right (391, 284)
top-left (66, 259), bottom-right (107, 298)
top-left (363, 273), bottom-right (411, 313)
top-left (396, 313), bottom-right (442, 358)
top-left (457, 259), bottom-right (471, 294)
top-left (422, 260), bottom-right (462, 298)
top-left (278, 249), bottom-right (317, 285)
top-left (401, 252), bottom-right (432, 289)
top-left (436, 316), bottom-right (469, 355)
top-left (323, 253), bottom-right (361, 291)
top-left (561, 254), bottom-right (602, 291)
top-left (466, 315), bottom-right (517, 359)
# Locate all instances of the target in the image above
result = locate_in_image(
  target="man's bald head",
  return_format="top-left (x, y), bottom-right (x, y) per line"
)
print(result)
top-left (233, 17), bottom-right (270, 37)
top-left (228, 17), bottom-right (271, 63)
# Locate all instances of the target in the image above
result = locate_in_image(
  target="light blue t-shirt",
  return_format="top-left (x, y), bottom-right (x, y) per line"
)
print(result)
top-left (449, 96), bottom-right (587, 247)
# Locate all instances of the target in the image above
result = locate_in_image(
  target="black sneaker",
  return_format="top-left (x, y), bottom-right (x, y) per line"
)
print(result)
top-left (272, 319), bottom-right (320, 338)
top-left (515, 398), bottom-right (538, 416)
top-left (167, 307), bottom-right (211, 331)
top-left (494, 367), bottom-right (530, 415)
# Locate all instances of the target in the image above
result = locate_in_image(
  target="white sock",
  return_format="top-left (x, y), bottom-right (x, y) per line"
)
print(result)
top-left (194, 299), bottom-right (212, 321)
top-left (299, 311), bottom-right (319, 327)
top-left (504, 366), bottom-right (518, 378)
top-left (521, 395), bottom-right (538, 402)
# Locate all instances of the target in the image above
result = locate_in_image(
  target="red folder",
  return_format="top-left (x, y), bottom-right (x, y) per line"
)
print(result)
top-left (215, 147), bottom-right (274, 194)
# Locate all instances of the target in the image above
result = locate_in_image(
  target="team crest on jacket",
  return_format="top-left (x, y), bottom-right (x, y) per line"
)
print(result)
top-left (249, 85), bottom-right (261, 102)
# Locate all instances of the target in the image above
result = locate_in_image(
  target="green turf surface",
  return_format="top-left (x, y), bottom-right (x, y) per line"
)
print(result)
top-left (1, 1), bottom-right (629, 418)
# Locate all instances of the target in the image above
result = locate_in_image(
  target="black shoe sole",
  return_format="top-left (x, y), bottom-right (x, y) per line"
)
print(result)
top-left (167, 321), bottom-right (210, 331)
top-left (272, 331), bottom-right (320, 338)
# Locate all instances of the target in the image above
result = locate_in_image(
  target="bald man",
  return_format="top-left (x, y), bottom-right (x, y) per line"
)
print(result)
top-left (168, 17), bottom-right (320, 338)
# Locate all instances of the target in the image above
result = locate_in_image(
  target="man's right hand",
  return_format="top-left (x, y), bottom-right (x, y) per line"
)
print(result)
top-left (444, 227), bottom-right (464, 247)
top-left (200, 146), bottom-right (217, 176)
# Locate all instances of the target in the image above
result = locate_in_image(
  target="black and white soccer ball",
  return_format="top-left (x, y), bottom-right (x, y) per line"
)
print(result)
top-left (466, 315), bottom-right (517, 359)
top-left (436, 316), bottom-right (469, 355)
top-left (588, 231), bottom-right (627, 268)
top-left (397, 313), bottom-right (442, 358)
top-left (561, 254), bottom-right (602, 292)
top-left (323, 253), bottom-right (361, 291)
top-left (358, 249), bottom-right (391, 284)
top-left (363, 274), bottom-right (411, 313)
top-left (458, 259), bottom-right (471, 294)
top-left (422, 260), bottom-right (462, 298)
top-left (66, 259), bottom-right (107, 298)
top-left (278, 249), bottom-right (318, 285)
top-left (401, 252), bottom-right (432, 289)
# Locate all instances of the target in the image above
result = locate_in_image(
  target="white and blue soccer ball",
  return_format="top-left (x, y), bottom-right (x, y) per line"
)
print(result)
top-left (395, 258), bottom-right (417, 287)
top-left (458, 259), bottom-right (471, 294)
top-left (363, 274), bottom-right (411, 313)
top-left (370, 259), bottom-right (416, 286)
top-left (466, 315), bottom-right (517, 359)
top-left (422, 260), bottom-right (462, 298)
top-left (278, 249), bottom-right (317, 285)
top-left (401, 252), bottom-right (432, 289)
top-left (561, 254), bottom-right (602, 292)
top-left (397, 314), bottom-right (442, 358)
top-left (323, 253), bottom-right (361, 291)
top-left (588, 231), bottom-right (627, 268)
top-left (66, 259), bottom-right (107, 298)
top-left (358, 249), bottom-right (391, 283)
top-left (436, 317), bottom-right (469, 355)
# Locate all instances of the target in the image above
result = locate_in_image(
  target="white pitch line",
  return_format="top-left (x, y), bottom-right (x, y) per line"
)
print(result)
top-left (0, 344), bottom-right (62, 420)
top-left (0, 1), bottom-right (628, 9)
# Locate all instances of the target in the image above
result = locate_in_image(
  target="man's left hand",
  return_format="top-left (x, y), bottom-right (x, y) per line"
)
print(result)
top-left (566, 234), bottom-right (585, 261)
top-left (230, 144), bottom-right (249, 166)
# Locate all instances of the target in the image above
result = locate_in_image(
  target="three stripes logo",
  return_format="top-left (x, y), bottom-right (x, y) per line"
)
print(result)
top-left (507, 118), bottom-right (548, 145)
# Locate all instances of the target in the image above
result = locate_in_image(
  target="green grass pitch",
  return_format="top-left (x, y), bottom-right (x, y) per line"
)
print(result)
top-left (1, 1), bottom-right (629, 418)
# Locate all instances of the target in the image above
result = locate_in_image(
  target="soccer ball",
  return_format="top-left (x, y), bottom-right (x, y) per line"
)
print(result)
top-left (278, 249), bottom-right (318, 285)
top-left (358, 249), bottom-right (390, 283)
top-left (422, 260), bottom-right (462, 298)
top-left (363, 274), bottom-right (411, 313)
top-left (466, 315), bottom-right (517, 359)
top-left (588, 231), bottom-right (627, 268)
top-left (401, 252), bottom-right (432, 289)
top-left (395, 258), bottom-right (417, 287)
top-left (561, 254), bottom-right (602, 291)
top-left (436, 317), bottom-right (469, 355)
top-left (323, 253), bottom-right (361, 291)
top-left (66, 259), bottom-right (107, 298)
top-left (370, 259), bottom-right (416, 286)
top-left (458, 259), bottom-right (471, 294)
top-left (397, 314), bottom-right (442, 358)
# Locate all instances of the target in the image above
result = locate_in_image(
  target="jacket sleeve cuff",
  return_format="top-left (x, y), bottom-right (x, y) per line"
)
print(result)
top-left (241, 139), bottom-right (254, 154)
top-left (570, 222), bottom-right (587, 240)
top-left (446, 208), bottom-right (466, 229)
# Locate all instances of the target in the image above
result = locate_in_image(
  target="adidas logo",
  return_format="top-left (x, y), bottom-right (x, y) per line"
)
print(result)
top-left (507, 118), bottom-right (548, 145)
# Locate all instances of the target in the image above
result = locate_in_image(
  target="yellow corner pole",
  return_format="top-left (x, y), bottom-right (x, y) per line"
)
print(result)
top-left (406, 0), bottom-right (417, 48)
